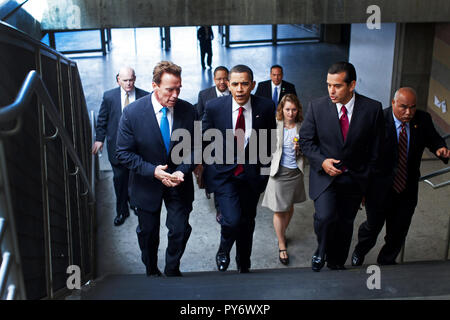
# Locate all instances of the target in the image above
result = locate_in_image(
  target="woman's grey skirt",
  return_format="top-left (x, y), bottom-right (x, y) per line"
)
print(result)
top-left (262, 165), bottom-right (306, 212)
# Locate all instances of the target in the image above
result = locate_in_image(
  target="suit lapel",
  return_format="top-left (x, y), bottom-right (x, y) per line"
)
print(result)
top-left (251, 96), bottom-right (263, 130)
top-left (408, 116), bottom-right (417, 162)
top-left (385, 109), bottom-right (398, 160)
top-left (169, 103), bottom-right (182, 151)
top-left (327, 98), bottom-right (344, 146)
top-left (212, 87), bottom-right (218, 99)
top-left (277, 120), bottom-right (284, 152)
top-left (225, 95), bottom-right (233, 129)
top-left (147, 94), bottom-right (167, 153)
top-left (344, 94), bottom-right (361, 147)
top-left (279, 81), bottom-right (286, 102)
top-left (114, 87), bottom-right (122, 115)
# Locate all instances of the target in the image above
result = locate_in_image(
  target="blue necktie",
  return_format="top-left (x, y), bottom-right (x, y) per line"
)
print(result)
top-left (160, 107), bottom-right (170, 154)
top-left (272, 86), bottom-right (278, 106)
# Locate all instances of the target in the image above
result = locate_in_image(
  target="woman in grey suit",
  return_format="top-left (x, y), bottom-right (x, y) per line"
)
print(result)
top-left (262, 94), bottom-right (306, 265)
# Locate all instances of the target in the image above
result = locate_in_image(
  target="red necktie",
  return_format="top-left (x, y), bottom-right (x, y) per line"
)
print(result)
top-left (340, 105), bottom-right (349, 141)
top-left (393, 123), bottom-right (408, 193)
top-left (234, 107), bottom-right (245, 176)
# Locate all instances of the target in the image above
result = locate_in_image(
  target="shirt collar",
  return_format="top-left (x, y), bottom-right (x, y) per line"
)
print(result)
top-left (152, 92), bottom-right (174, 114)
top-left (336, 93), bottom-right (355, 115)
top-left (232, 96), bottom-right (252, 113)
top-left (215, 87), bottom-right (230, 97)
top-left (393, 112), bottom-right (409, 129)
top-left (271, 81), bottom-right (281, 90)
top-left (121, 87), bottom-right (135, 98)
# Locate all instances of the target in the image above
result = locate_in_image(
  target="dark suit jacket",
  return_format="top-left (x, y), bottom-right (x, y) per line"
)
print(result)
top-left (299, 93), bottom-right (384, 200)
top-left (116, 94), bottom-right (197, 212)
top-left (255, 80), bottom-right (297, 103)
top-left (197, 26), bottom-right (213, 48)
top-left (95, 86), bottom-right (149, 165)
top-left (367, 107), bottom-right (448, 206)
top-left (197, 86), bottom-right (218, 119)
top-left (202, 95), bottom-right (276, 194)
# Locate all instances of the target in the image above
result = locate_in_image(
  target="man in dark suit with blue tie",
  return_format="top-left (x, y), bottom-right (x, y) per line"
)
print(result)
top-left (352, 87), bottom-right (449, 266)
top-left (255, 65), bottom-right (297, 107)
top-left (299, 61), bottom-right (384, 272)
top-left (202, 64), bottom-right (276, 273)
top-left (92, 67), bottom-right (149, 226)
top-left (116, 61), bottom-right (197, 277)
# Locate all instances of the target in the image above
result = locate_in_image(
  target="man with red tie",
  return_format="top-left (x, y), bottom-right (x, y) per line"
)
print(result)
top-left (299, 61), bottom-right (384, 271)
top-left (352, 87), bottom-right (449, 266)
top-left (202, 65), bottom-right (276, 273)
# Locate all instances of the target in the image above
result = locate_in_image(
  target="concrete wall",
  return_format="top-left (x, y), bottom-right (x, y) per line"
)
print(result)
top-left (40, 0), bottom-right (450, 30)
top-left (349, 23), bottom-right (396, 108)
top-left (427, 23), bottom-right (450, 133)
top-left (392, 23), bottom-right (435, 112)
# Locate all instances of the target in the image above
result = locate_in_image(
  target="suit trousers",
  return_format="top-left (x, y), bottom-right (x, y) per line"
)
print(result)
top-left (214, 175), bottom-right (261, 269)
top-left (135, 188), bottom-right (192, 274)
top-left (313, 173), bottom-right (363, 265)
top-left (111, 163), bottom-right (130, 216)
top-left (200, 43), bottom-right (212, 67)
top-left (356, 186), bottom-right (417, 264)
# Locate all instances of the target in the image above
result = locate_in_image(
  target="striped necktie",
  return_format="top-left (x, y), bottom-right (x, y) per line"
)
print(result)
top-left (393, 123), bottom-right (408, 193)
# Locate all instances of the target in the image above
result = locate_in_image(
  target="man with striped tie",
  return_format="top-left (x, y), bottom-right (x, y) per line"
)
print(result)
top-left (116, 61), bottom-right (197, 277)
top-left (352, 87), bottom-right (449, 266)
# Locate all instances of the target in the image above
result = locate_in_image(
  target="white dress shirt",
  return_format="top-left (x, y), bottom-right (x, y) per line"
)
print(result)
top-left (215, 87), bottom-right (230, 97)
top-left (336, 93), bottom-right (355, 123)
top-left (232, 97), bottom-right (252, 147)
top-left (393, 113), bottom-right (411, 155)
top-left (271, 82), bottom-right (281, 102)
top-left (152, 93), bottom-right (174, 133)
top-left (121, 87), bottom-right (136, 111)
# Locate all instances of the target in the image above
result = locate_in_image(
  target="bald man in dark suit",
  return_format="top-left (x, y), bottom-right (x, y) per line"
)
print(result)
top-left (92, 67), bottom-right (149, 226)
top-left (352, 87), bottom-right (449, 266)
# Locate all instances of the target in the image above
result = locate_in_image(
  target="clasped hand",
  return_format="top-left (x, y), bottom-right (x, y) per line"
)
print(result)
top-left (154, 165), bottom-right (184, 187)
top-left (322, 158), bottom-right (342, 177)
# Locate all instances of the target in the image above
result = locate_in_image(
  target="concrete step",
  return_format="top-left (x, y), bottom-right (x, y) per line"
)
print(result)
top-left (75, 260), bottom-right (450, 300)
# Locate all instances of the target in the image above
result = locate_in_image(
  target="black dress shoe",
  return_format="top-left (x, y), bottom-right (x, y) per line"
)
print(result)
top-left (238, 266), bottom-right (250, 273)
top-left (146, 269), bottom-right (162, 277)
top-left (216, 251), bottom-right (230, 272)
top-left (114, 212), bottom-right (129, 226)
top-left (311, 255), bottom-right (325, 272)
top-left (327, 263), bottom-right (346, 270)
top-left (351, 251), bottom-right (364, 266)
top-left (164, 269), bottom-right (182, 277)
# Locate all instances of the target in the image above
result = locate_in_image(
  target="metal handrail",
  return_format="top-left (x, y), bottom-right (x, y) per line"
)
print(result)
top-left (0, 70), bottom-right (94, 203)
top-left (90, 110), bottom-right (96, 201)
